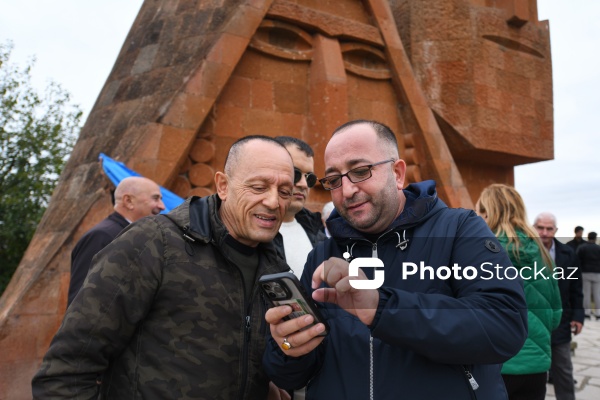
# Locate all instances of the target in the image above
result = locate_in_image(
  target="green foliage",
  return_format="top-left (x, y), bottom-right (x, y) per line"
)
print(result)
top-left (0, 42), bottom-right (82, 295)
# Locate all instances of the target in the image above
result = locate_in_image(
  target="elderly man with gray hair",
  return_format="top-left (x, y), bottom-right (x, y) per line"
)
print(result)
top-left (534, 212), bottom-right (584, 400)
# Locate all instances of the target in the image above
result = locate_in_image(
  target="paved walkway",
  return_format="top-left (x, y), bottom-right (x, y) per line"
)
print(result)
top-left (546, 317), bottom-right (600, 399)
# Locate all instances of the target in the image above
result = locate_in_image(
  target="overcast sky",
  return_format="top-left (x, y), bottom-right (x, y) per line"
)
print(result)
top-left (1, 0), bottom-right (598, 239)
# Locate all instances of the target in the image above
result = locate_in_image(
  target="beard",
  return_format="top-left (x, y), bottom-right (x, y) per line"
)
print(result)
top-left (339, 179), bottom-right (400, 233)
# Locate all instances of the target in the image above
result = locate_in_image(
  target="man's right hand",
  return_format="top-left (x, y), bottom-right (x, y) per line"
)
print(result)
top-left (265, 305), bottom-right (326, 357)
top-left (571, 320), bottom-right (583, 335)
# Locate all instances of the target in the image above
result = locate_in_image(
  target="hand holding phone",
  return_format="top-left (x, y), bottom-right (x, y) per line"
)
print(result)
top-left (260, 272), bottom-right (329, 336)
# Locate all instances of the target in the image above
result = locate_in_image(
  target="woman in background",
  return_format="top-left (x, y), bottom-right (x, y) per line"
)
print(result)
top-left (476, 184), bottom-right (562, 400)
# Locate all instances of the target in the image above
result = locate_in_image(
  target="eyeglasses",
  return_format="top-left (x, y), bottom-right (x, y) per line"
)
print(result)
top-left (319, 159), bottom-right (395, 190)
top-left (294, 167), bottom-right (317, 188)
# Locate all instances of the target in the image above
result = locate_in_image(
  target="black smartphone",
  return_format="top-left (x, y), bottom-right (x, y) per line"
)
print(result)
top-left (259, 272), bottom-right (329, 336)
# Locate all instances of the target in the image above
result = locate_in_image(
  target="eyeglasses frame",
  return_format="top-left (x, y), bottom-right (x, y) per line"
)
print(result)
top-left (319, 158), bottom-right (395, 190)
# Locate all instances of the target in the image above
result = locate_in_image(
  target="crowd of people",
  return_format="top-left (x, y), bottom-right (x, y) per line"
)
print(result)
top-left (31, 120), bottom-right (593, 400)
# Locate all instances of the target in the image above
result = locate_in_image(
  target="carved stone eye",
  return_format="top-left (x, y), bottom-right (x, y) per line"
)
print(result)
top-left (482, 35), bottom-right (544, 58)
top-left (249, 20), bottom-right (313, 61)
top-left (341, 43), bottom-right (391, 79)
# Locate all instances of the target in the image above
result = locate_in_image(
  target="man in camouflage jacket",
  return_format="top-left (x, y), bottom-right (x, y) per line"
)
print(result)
top-left (32, 136), bottom-right (295, 399)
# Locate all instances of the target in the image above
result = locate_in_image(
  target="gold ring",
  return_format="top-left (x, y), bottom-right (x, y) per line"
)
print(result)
top-left (281, 338), bottom-right (292, 350)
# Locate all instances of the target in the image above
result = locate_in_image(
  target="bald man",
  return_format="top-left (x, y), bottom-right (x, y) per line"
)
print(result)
top-left (34, 136), bottom-right (294, 399)
top-left (67, 176), bottom-right (165, 306)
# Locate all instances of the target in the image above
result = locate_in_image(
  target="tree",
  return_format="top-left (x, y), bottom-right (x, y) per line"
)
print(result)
top-left (0, 43), bottom-right (82, 295)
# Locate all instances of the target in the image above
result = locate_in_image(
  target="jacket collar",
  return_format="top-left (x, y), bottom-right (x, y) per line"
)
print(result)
top-left (168, 194), bottom-right (282, 263)
top-left (166, 195), bottom-right (216, 244)
top-left (327, 180), bottom-right (445, 244)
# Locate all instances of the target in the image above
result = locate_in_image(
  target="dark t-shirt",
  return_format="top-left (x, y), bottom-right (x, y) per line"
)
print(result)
top-left (223, 235), bottom-right (259, 304)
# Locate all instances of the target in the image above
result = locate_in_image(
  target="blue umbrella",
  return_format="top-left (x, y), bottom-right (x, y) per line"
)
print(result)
top-left (99, 153), bottom-right (184, 213)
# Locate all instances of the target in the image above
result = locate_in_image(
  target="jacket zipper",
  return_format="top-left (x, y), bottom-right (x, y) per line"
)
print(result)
top-left (345, 228), bottom-right (395, 260)
top-left (237, 269), bottom-right (253, 399)
top-left (236, 264), bottom-right (278, 399)
top-left (463, 365), bottom-right (479, 399)
top-left (369, 335), bottom-right (374, 400)
top-left (368, 240), bottom-right (382, 400)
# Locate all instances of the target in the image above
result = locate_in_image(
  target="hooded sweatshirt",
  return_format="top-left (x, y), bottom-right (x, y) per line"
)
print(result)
top-left (263, 181), bottom-right (528, 400)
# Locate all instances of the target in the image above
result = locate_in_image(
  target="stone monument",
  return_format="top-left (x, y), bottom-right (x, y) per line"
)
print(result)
top-left (0, 0), bottom-right (552, 397)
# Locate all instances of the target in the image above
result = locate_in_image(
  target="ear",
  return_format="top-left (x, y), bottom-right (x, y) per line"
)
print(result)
top-left (122, 194), bottom-right (135, 210)
top-left (215, 172), bottom-right (229, 200)
top-left (394, 159), bottom-right (407, 190)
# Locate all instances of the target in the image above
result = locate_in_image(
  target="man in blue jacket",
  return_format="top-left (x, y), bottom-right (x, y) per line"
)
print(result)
top-left (263, 120), bottom-right (528, 399)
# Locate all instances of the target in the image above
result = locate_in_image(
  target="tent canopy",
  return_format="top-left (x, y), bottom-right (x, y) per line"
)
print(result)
top-left (99, 153), bottom-right (184, 213)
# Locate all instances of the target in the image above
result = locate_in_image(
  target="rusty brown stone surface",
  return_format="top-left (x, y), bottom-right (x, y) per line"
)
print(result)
top-left (0, 0), bottom-right (553, 397)
top-left (393, 0), bottom-right (552, 201)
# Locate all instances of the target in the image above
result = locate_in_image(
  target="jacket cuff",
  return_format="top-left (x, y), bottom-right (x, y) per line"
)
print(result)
top-left (369, 287), bottom-right (392, 330)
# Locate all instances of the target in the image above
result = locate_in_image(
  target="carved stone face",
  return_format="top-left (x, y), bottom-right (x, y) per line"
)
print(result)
top-left (197, 1), bottom-right (413, 208)
top-left (190, 0), bottom-right (552, 206)
top-left (389, 0), bottom-right (552, 200)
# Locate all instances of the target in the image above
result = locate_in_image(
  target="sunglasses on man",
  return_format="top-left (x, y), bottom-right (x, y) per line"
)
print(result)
top-left (294, 167), bottom-right (317, 188)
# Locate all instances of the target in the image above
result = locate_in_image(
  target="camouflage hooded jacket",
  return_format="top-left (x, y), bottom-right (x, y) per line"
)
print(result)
top-left (32, 194), bottom-right (289, 399)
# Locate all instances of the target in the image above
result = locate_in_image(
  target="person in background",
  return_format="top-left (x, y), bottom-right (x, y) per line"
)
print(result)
top-left (577, 231), bottom-right (600, 320)
top-left (67, 176), bottom-right (165, 306)
top-left (272, 136), bottom-right (324, 400)
top-left (273, 136), bottom-right (325, 279)
top-left (567, 226), bottom-right (586, 252)
top-left (320, 201), bottom-right (334, 238)
top-left (534, 212), bottom-right (584, 400)
top-left (32, 136), bottom-right (295, 399)
top-left (264, 120), bottom-right (528, 399)
top-left (477, 184), bottom-right (562, 400)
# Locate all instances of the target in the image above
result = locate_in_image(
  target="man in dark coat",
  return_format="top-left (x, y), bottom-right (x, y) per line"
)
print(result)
top-left (263, 120), bottom-right (527, 399)
top-left (535, 212), bottom-right (584, 400)
top-left (567, 226), bottom-right (586, 252)
top-left (33, 136), bottom-right (295, 399)
top-left (67, 176), bottom-right (165, 306)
